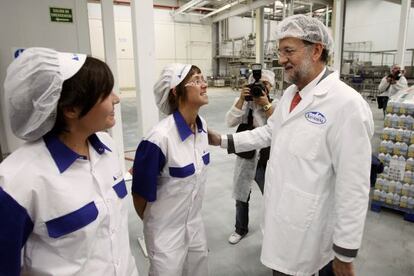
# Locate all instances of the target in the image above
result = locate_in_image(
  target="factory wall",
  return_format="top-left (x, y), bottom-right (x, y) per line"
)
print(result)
top-left (87, 3), bottom-right (212, 90)
top-left (344, 0), bottom-right (414, 66)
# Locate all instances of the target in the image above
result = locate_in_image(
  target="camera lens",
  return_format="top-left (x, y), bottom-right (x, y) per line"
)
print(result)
top-left (251, 85), bottom-right (263, 98)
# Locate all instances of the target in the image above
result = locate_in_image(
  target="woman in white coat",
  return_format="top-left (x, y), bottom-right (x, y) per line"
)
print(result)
top-left (226, 69), bottom-right (278, 244)
top-left (132, 64), bottom-right (209, 276)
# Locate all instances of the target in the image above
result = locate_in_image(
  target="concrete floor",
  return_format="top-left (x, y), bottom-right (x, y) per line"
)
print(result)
top-left (120, 87), bottom-right (414, 276)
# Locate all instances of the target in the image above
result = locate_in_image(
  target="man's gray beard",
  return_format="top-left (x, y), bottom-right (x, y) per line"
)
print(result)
top-left (283, 57), bottom-right (312, 86)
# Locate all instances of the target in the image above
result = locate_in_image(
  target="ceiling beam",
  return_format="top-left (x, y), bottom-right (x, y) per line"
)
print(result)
top-left (203, 0), bottom-right (276, 23)
top-left (201, 0), bottom-right (243, 19)
top-left (173, 0), bottom-right (205, 16)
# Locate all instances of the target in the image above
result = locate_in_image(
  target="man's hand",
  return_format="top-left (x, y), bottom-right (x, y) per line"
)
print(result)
top-left (208, 128), bottom-right (221, 146)
top-left (333, 257), bottom-right (355, 276)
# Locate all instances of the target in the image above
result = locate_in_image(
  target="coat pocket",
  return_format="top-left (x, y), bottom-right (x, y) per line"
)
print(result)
top-left (113, 179), bottom-right (127, 199)
top-left (202, 152), bottom-right (210, 165)
top-left (288, 124), bottom-right (323, 160)
top-left (275, 185), bottom-right (319, 230)
top-left (45, 202), bottom-right (98, 238)
top-left (169, 163), bottom-right (195, 178)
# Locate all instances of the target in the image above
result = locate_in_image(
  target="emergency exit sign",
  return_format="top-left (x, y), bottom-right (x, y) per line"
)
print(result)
top-left (49, 7), bottom-right (73, 23)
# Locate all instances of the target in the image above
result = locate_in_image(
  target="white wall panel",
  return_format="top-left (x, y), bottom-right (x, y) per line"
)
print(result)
top-left (88, 4), bottom-right (212, 88)
top-left (174, 24), bottom-right (191, 60)
top-left (155, 23), bottom-right (176, 58)
top-left (345, 0), bottom-right (414, 52)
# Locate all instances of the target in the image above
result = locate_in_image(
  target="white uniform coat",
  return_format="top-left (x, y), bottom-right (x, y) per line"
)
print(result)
top-left (0, 132), bottom-right (138, 276)
top-left (132, 111), bottom-right (209, 276)
top-left (226, 99), bottom-right (278, 202)
top-left (230, 70), bottom-right (374, 275)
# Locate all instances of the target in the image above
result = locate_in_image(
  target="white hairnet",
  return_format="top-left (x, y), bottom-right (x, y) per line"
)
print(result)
top-left (248, 69), bottom-right (275, 87)
top-left (154, 63), bottom-right (192, 115)
top-left (4, 47), bottom-right (87, 141)
top-left (275, 14), bottom-right (333, 52)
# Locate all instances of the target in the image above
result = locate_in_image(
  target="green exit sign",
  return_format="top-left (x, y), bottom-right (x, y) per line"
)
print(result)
top-left (50, 7), bottom-right (73, 23)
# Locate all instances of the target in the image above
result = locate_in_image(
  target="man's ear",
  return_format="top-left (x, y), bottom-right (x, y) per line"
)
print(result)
top-left (312, 43), bottom-right (324, 62)
top-left (62, 106), bottom-right (80, 120)
top-left (171, 87), bottom-right (177, 97)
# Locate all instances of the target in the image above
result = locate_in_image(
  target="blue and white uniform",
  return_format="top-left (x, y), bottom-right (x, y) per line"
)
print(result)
top-left (0, 132), bottom-right (138, 276)
top-left (132, 110), bottom-right (209, 276)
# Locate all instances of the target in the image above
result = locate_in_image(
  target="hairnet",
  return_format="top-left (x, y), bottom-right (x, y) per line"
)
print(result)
top-left (3, 47), bottom-right (87, 141)
top-left (275, 14), bottom-right (333, 52)
top-left (248, 69), bottom-right (275, 87)
top-left (154, 63), bottom-right (192, 115)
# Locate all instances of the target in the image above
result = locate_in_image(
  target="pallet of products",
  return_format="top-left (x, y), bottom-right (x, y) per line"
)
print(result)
top-left (373, 87), bottom-right (414, 222)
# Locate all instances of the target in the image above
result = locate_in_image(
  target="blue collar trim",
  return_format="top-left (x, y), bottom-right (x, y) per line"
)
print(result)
top-left (44, 133), bottom-right (111, 173)
top-left (173, 111), bottom-right (206, 141)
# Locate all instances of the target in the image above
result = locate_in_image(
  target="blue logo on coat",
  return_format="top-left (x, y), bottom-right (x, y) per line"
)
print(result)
top-left (305, 111), bottom-right (327, 124)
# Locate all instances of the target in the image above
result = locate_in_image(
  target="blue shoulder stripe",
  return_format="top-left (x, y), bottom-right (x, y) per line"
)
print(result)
top-left (132, 140), bottom-right (166, 202)
top-left (0, 187), bottom-right (34, 276)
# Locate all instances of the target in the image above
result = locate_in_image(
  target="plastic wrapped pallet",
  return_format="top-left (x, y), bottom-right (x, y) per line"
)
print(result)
top-left (374, 86), bottom-right (414, 219)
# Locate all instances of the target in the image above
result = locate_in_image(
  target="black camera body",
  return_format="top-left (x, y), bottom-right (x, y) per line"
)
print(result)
top-left (388, 70), bottom-right (402, 81)
top-left (245, 63), bottom-right (266, 101)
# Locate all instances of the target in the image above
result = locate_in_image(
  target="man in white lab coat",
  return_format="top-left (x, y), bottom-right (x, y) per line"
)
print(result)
top-left (209, 14), bottom-right (374, 276)
top-left (377, 64), bottom-right (408, 115)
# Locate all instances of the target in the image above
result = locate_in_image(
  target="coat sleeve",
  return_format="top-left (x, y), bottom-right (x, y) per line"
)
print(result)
top-left (131, 134), bottom-right (167, 202)
top-left (225, 98), bottom-right (246, 128)
top-left (329, 98), bottom-right (374, 259)
top-left (0, 187), bottom-right (34, 276)
top-left (394, 76), bottom-right (408, 92)
top-left (228, 110), bottom-right (275, 154)
top-left (377, 77), bottom-right (389, 93)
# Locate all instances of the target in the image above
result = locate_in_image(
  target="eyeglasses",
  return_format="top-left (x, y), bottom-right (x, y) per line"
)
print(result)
top-left (276, 45), bottom-right (310, 59)
top-left (185, 78), bottom-right (207, 87)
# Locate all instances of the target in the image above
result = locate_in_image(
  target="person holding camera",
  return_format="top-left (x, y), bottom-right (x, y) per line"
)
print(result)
top-left (226, 68), bottom-right (278, 245)
top-left (378, 64), bottom-right (408, 115)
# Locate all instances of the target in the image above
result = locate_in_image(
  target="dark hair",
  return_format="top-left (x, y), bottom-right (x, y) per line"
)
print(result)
top-left (167, 65), bottom-right (202, 111)
top-left (51, 56), bottom-right (114, 134)
top-left (302, 40), bottom-right (329, 63)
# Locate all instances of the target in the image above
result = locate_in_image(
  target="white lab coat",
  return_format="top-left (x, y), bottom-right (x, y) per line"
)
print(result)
top-left (378, 75), bottom-right (408, 98)
top-left (0, 132), bottom-right (138, 276)
top-left (230, 71), bottom-right (374, 275)
top-left (226, 99), bottom-right (278, 202)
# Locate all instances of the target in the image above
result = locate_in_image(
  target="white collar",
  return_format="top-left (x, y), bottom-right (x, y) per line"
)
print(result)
top-left (298, 67), bottom-right (327, 98)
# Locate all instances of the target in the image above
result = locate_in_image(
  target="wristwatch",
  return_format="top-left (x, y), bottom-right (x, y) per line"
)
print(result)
top-left (263, 103), bottom-right (272, 112)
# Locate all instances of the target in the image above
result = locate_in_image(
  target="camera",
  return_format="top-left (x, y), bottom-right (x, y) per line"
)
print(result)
top-left (245, 63), bottom-right (267, 101)
top-left (388, 70), bottom-right (402, 81)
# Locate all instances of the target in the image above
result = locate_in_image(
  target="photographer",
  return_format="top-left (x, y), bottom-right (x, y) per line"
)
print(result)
top-left (378, 64), bottom-right (408, 115)
top-left (225, 68), bottom-right (278, 244)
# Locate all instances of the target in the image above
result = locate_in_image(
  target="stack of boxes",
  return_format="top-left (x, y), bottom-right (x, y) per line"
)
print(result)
top-left (374, 99), bottom-right (414, 210)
